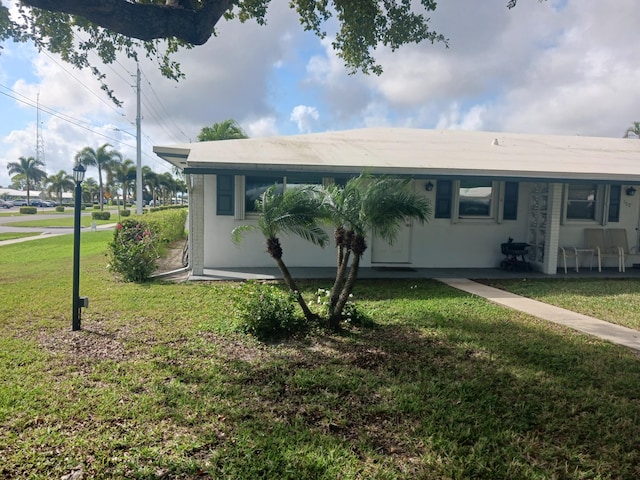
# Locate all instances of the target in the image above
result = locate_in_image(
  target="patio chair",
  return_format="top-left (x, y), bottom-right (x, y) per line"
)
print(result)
top-left (607, 228), bottom-right (636, 273)
top-left (584, 228), bottom-right (624, 272)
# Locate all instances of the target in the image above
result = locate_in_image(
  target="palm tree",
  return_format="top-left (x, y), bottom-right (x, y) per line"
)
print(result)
top-left (158, 172), bottom-right (176, 204)
top-left (6, 156), bottom-right (47, 203)
top-left (624, 121), bottom-right (640, 139)
top-left (322, 175), bottom-right (431, 328)
top-left (82, 177), bottom-right (99, 204)
top-left (142, 166), bottom-right (159, 206)
top-left (75, 144), bottom-right (122, 210)
top-left (46, 170), bottom-right (74, 205)
top-left (232, 185), bottom-right (329, 321)
top-left (110, 158), bottom-right (136, 206)
top-left (197, 119), bottom-right (248, 141)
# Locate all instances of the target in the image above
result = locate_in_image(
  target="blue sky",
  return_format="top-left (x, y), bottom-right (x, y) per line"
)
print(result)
top-left (2, 0), bottom-right (640, 188)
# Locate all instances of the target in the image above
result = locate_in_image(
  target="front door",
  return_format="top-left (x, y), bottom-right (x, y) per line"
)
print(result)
top-left (371, 222), bottom-right (412, 263)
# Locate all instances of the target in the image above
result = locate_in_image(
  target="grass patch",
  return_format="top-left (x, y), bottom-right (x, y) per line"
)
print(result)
top-left (481, 278), bottom-right (640, 330)
top-left (0, 232), bottom-right (40, 241)
top-left (1, 237), bottom-right (640, 478)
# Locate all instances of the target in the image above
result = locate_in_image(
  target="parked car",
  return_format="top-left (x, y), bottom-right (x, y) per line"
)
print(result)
top-left (29, 199), bottom-right (45, 207)
top-left (11, 199), bottom-right (27, 207)
top-left (0, 199), bottom-right (11, 208)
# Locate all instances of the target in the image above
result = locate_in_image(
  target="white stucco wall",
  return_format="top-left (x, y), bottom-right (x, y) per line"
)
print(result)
top-left (201, 176), bottom-right (536, 270)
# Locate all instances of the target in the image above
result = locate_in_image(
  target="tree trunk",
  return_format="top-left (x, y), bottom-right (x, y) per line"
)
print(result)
top-left (273, 257), bottom-right (317, 323)
top-left (328, 247), bottom-right (350, 318)
top-left (329, 254), bottom-right (361, 330)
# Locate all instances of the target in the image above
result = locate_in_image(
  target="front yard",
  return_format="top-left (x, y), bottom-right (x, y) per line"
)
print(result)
top-left (1, 231), bottom-right (639, 479)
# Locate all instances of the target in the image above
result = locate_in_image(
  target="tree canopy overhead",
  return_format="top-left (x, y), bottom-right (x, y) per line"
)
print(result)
top-left (3, 0), bottom-right (452, 83)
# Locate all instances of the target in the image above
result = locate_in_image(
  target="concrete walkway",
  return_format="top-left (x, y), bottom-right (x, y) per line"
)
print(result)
top-left (438, 278), bottom-right (640, 352)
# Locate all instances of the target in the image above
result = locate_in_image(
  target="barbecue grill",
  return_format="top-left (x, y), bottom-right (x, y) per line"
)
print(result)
top-left (500, 238), bottom-right (531, 271)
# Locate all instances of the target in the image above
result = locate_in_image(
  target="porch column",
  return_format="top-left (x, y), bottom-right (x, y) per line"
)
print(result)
top-left (189, 174), bottom-right (205, 276)
top-left (541, 183), bottom-right (562, 274)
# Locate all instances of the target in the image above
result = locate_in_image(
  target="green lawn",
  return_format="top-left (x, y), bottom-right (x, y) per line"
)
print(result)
top-left (0, 232), bottom-right (41, 241)
top-left (1, 234), bottom-right (639, 479)
top-left (482, 278), bottom-right (640, 331)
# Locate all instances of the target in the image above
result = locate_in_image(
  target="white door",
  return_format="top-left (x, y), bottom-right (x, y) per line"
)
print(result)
top-left (371, 222), bottom-right (412, 263)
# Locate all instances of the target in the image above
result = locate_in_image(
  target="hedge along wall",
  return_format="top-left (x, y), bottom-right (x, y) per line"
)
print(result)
top-left (140, 207), bottom-right (188, 244)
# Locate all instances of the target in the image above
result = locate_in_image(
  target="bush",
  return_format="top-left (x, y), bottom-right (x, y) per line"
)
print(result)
top-left (143, 208), bottom-right (188, 244)
top-left (107, 219), bottom-right (158, 282)
top-left (233, 281), bottom-right (306, 340)
top-left (55, 206), bottom-right (64, 213)
top-left (91, 211), bottom-right (111, 220)
top-left (93, 204), bottom-right (101, 209)
top-left (19, 207), bottom-right (37, 215)
top-left (120, 209), bottom-right (131, 217)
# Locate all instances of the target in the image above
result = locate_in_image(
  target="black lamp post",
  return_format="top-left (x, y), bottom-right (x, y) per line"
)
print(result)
top-left (72, 163), bottom-right (86, 331)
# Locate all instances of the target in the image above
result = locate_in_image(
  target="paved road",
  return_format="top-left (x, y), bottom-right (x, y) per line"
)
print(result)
top-left (0, 211), bottom-right (116, 242)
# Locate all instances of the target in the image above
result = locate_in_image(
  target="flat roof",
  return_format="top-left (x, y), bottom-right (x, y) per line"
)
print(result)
top-left (153, 128), bottom-right (640, 182)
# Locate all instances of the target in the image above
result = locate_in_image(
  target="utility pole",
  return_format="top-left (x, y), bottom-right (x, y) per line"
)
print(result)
top-left (136, 63), bottom-right (143, 215)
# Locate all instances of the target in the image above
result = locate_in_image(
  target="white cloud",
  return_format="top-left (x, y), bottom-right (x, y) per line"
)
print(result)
top-left (290, 105), bottom-right (320, 133)
top-left (3, 0), bottom-right (640, 186)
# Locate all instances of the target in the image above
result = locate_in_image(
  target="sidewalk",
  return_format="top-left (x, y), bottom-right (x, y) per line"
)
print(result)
top-left (438, 278), bottom-right (640, 352)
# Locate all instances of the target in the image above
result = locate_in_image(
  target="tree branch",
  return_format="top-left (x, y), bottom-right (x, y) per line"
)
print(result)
top-left (20, 0), bottom-right (234, 45)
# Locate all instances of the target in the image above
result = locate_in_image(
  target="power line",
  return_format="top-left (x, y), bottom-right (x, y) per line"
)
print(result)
top-left (140, 67), bottom-right (190, 142)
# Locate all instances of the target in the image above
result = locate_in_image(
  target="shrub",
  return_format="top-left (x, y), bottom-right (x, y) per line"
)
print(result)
top-left (91, 211), bottom-right (111, 220)
top-left (107, 219), bottom-right (158, 282)
top-left (19, 207), bottom-right (37, 214)
top-left (233, 281), bottom-right (307, 340)
top-left (120, 209), bottom-right (131, 217)
top-left (93, 204), bottom-right (101, 209)
top-left (143, 208), bottom-right (188, 244)
top-left (55, 206), bottom-right (64, 213)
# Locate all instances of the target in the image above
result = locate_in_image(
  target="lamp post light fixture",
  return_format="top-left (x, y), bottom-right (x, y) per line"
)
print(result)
top-left (72, 163), bottom-right (87, 331)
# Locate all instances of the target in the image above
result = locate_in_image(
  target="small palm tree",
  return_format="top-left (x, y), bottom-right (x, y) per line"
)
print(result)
top-left (232, 185), bottom-right (329, 321)
top-left (323, 174), bottom-right (431, 328)
top-left (46, 170), bottom-right (74, 205)
top-left (75, 144), bottom-right (122, 210)
top-left (6, 156), bottom-right (47, 203)
top-left (197, 119), bottom-right (248, 141)
top-left (624, 121), bottom-right (640, 139)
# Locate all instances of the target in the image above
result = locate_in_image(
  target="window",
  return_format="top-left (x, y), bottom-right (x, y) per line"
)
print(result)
top-left (435, 179), bottom-right (514, 222)
top-left (458, 180), bottom-right (495, 219)
top-left (244, 175), bottom-right (322, 213)
top-left (565, 183), bottom-right (597, 220)
top-left (245, 175), bottom-right (282, 213)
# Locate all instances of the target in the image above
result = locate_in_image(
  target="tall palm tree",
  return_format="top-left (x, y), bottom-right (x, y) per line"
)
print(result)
top-left (197, 119), bottom-right (248, 142)
top-left (323, 175), bottom-right (431, 328)
top-left (158, 172), bottom-right (176, 204)
top-left (232, 185), bottom-right (329, 321)
top-left (6, 156), bottom-right (47, 203)
top-left (46, 170), bottom-right (74, 205)
top-left (624, 121), bottom-right (640, 139)
top-left (110, 158), bottom-right (136, 206)
top-left (142, 166), bottom-right (159, 206)
top-left (74, 143), bottom-right (122, 210)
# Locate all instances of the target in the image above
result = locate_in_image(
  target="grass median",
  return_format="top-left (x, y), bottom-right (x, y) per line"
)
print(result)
top-left (1, 233), bottom-right (639, 479)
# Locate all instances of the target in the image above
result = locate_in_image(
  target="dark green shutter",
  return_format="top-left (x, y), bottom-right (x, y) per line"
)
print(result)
top-left (435, 180), bottom-right (452, 219)
top-left (503, 182), bottom-right (519, 220)
top-left (216, 175), bottom-right (234, 216)
top-left (608, 185), bottom-right (621, 222)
